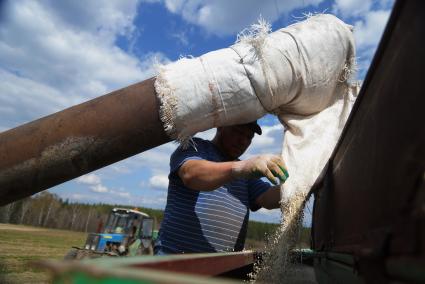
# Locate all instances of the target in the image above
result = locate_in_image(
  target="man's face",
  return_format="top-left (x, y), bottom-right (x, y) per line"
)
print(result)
top-left (218, 125), bottom-right (255, 160)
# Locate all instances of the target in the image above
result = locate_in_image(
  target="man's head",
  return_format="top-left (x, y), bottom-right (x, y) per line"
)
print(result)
top-left (212, 121), bottom-right (262, 160)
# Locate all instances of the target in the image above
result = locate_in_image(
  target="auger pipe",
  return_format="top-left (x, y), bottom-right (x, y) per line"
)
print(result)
top-left (0, 78), bottom-right (171, 205)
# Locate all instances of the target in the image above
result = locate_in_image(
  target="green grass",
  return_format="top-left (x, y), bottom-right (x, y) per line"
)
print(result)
top-left (0, 223), bottom-right (310, 283)
top-left (0, 224), bottom-right (86, 284)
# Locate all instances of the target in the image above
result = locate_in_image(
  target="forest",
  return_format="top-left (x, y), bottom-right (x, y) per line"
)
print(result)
top-left (0, 191), bottom-right (310, 244)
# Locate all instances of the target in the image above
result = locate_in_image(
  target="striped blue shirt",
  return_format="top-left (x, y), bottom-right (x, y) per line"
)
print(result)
top-left (156, 138), bottom-right (271, 253)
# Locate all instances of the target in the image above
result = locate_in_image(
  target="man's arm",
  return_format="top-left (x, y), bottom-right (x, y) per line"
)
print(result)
top-left (178, 155), bottom-right (288, 192)
top-left (178, 160), bottom-right (235, 191)
top-left (255, 185), bottom-right (281, 209)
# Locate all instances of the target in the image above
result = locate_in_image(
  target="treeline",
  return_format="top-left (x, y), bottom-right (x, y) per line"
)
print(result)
top-left (0, 192), bottom-right (164, 233)
top-left (0, 192), bottom-right (310, 244)
top-left (247, 221), bottom-right (311, 247)
top-left (247, 221), bottom-right (279, 240)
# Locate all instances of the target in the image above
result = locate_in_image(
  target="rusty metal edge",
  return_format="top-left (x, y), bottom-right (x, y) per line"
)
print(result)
top-left (0, 78), bottom-right (171, 205)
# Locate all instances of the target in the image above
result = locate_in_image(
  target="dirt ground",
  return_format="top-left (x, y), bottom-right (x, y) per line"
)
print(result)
top-left (0, 223), bottom-right (86, 284)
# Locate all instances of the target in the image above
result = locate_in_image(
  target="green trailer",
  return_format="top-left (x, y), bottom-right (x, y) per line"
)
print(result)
top-left (39, 251), bottom-right (258, 284)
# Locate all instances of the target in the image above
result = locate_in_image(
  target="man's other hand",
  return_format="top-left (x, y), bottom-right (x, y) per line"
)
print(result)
top-left (232, 154), bottom-right (289, 185)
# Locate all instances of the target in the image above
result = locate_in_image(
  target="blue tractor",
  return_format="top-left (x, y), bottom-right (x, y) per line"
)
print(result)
top-left (65, 208), bottom-right (155, 260)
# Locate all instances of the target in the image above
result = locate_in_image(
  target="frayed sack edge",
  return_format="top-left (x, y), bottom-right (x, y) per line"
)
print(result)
top-left (154, 18), bottom-right (273, 147)
top-left (154, 15), bottom-right (357, 147)
top-left (154, 67), bottom-right (178, 141)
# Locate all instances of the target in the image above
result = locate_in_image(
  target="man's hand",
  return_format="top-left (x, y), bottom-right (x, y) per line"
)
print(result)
top-left (232, 154), bottom-right (289, 185)
top-left (256, 185), bottom-right (281, 209)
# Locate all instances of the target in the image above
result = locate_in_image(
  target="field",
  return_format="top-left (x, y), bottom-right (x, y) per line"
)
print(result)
top-left (0, 223), bottom-right (305, 283)
top-left (0, 223), bottom-right (86, 284)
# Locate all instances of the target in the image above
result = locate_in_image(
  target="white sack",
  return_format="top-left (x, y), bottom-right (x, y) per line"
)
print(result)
top-left (155, 14), bottom-right (358, 201)
top-left (279, 83), bottom-right (359, 202)
top-left (155, 48), bottom-right (266, 141)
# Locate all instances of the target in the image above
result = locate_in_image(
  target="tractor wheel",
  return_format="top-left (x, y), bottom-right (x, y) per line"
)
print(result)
top-left (76, 250), bottom-right (96, 259)
top-left (146, 244), bottom-right (154, 255)
top-left (140, 244), bottom-right (154, 255)
top-left (64, 248), bottom-right (78, 260)
top-left (64, 249), bottom-right (98, 260)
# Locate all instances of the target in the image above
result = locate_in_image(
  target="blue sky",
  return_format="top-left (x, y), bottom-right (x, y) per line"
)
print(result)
top-left (0, 0), bottom-right (394, 223)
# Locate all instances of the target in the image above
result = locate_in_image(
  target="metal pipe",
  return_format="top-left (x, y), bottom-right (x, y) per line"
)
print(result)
top-left (0, 78), bottom-right (171, 205)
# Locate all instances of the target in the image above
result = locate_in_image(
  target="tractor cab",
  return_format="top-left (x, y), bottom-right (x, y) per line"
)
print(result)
top-left (104, 207), bottom-right (147, 234)
top-left (66, 208), bottom-right (155, 260)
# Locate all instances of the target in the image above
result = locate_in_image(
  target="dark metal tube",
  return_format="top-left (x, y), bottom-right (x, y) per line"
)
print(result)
top-left (0, 78), bottom-right (171, 205)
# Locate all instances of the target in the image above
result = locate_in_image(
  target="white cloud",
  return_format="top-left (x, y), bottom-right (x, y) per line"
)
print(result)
top-left (0, 0), bottom-right (167, 130)
top-left (195, 128), bottom-right (217, 141)
top-left (332, 0), bottom-right (373, 18)
top-left (138, 194), bottom-right (168, 208)
top-left (76, 173), bottom-right (111, 193)
top-left (332, 1), bottom-right (393, 52)
top-left (69, 193), bottom-right (89, 200)
top-left (99, 143), bottom-right (175, 178)
top-left (329, 1), bottom-right (394, 79)
top-left (111, 189), bottom-right (131, 198)
top-left (242, 123), bottom-right (284, 158)
top-left (0, 0), bottom-right (177, 209)
top-left (42, 0), bottom-right (140, 40)
top-left (91, 184), bottom-right (109, 193)
top-left (350, 6), bottom-right (392, 78)
top-left (251, 124), bottom-right (283, 147)
top-left (126, 143), bottom-right (177, 177)
top-left (0, 70), bottom-right (69, 128)
top-left (170, 30), bottom-right (189, 46)
top-left (163, 0), bottom-right (324, 36)
top-left (379, 0), bottom-right (395, 10)
top-left (75, 174), bottom-right (133, 198)
top-left (109, 164), bottom-right (132, 175)
top-left (76, 173), bottom-right (101, 185)
top-left (149, 174), bottom-right (169, 190)
top-left (354, 10), bottom-right (391, 49)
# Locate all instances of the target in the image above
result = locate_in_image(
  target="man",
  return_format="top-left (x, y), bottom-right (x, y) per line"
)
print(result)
top-left (154, 121), bottom-right (288, 254)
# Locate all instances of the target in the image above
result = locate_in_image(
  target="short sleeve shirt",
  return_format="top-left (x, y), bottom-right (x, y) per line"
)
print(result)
top-left (156, 138), bottom-right (271, 253)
